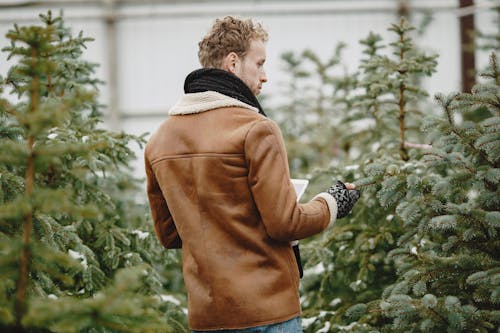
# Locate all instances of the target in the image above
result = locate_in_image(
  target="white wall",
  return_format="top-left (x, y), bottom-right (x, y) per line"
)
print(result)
top-left (0, 0), bottom-right (497, 179)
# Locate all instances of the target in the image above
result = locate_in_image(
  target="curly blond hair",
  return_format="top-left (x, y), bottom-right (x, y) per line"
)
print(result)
top-left (198, 16), bottom-right (269, 68)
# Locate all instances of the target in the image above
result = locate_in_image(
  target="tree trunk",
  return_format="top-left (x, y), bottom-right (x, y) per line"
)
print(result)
top-left (459, 0), bottom-right (476, 92)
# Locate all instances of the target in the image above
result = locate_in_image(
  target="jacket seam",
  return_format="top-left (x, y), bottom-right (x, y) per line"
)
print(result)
top-left (243, 119), bottom-right (285, 183)
top-left (248, 120), bottom-right (292, 220)
top-left (151, 153), bottom-right (244, 166)
top-left (259, 121), bottom-right (289, 186)
top-left (243, 118), bottom-right (269, 190)
top-left (243, 119), bottom-right (269, 155)
top-left (191, 158), bottom-right (219, 319)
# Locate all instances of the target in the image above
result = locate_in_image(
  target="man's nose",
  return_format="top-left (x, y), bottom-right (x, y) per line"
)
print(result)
top-left (261, 70), bottom-right (267, 83)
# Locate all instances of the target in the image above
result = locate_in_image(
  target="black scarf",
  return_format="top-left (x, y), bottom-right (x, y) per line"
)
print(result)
top-left (184, 68), bottom-right (266, 117)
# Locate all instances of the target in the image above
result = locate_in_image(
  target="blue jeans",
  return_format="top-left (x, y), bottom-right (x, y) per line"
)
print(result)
top-left (192, 316), bottom-right (302, 333)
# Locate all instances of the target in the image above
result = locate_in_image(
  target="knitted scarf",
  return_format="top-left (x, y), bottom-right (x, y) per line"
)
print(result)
top-left (184, 68), bottom-right (267, 117)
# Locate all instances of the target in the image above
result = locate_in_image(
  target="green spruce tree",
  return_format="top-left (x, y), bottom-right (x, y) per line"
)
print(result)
top-left (0, 12), bottom-right (185, 332)
top-left (284, 18), bottom-right (437, 332)
top-left (270, 16), bottom-right (498, 333)
top-left (373, 52), bottom-right (499, 333)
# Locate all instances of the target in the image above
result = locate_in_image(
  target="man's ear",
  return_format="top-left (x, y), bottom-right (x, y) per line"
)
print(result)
top-left (221, 52), bottom-right (239, 74)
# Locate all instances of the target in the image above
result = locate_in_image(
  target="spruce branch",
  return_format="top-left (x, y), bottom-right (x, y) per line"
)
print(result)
top-left (353, 179), bottom-right (379, 189)
top-left (436, 93), bottom-right (498, 168)
top-left (404, 141), bottom-right (432, 149)
top-left (479, 52), bottom-right (499, 87)
top-left (435, 93), bottom-right (458, 127)
top-left (424, 306), bottom-right (450, 328)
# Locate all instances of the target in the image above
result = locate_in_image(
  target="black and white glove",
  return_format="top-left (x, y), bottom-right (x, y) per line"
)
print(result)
top-left (327, 180), bottom-right (361, 219)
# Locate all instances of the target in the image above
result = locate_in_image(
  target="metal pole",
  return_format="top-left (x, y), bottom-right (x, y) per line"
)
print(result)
top-left (459, 0), bottom-right (476, 92)
top-left (104, 0), bottom-right (120, 130)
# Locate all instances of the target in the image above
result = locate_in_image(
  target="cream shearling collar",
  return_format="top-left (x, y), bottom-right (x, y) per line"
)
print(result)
top-left (168, 91), bottom-right (259, 116)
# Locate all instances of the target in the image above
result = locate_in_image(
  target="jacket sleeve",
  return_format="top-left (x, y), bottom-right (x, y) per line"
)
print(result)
top-left (244, 119), bottom-right (337, 242)
top-left (145, 155), bottom-right (182, 249)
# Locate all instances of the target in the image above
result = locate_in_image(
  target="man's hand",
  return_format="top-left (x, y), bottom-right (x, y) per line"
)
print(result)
top-left (344, 183), bottom-right (356, 190)
top-left (327, 180), bottom-right (361, 219)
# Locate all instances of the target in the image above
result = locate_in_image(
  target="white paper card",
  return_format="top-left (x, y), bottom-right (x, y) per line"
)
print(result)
top-left (291, 178), bottom-right (309, 201)
top-left (290, 179), bottom-right (308, 246)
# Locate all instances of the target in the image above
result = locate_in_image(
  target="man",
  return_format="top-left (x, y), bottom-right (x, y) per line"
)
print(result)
top-left (145, 16), bottom-right (360, 333)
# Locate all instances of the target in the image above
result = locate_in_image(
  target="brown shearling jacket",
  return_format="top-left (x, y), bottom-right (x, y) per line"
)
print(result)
top-left (145, 91), bottom-right (337, 330)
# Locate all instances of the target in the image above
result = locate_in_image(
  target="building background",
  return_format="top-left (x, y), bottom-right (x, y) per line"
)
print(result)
top-left (0, 0), bottom-right (497, 176)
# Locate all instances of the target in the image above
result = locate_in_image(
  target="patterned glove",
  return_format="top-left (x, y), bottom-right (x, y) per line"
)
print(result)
top-left (327, 180), bottom-right (361, 219)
